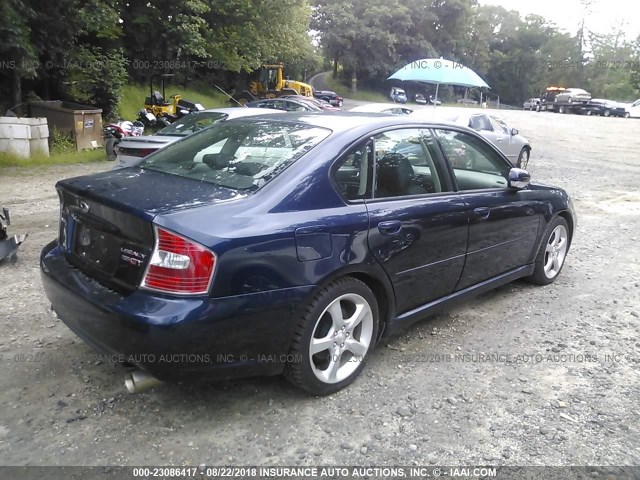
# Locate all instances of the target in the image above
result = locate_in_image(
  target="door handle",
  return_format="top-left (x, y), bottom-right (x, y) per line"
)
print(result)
top-left (473, 207), bottom-right (490, 220)
top-left (378, 220), bottom-right (402, 235)
top-left (495, 136), bottom-right (504, 142)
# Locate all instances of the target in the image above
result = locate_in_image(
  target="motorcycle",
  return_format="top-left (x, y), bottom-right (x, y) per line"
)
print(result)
top-left (103, 119), bottom-right (145, 161)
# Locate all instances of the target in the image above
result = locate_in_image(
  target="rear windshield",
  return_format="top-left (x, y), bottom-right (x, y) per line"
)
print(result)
top-left (138, 119), bottom-right (331, 190)
top-left (156, 112), bottom-right (227, 136)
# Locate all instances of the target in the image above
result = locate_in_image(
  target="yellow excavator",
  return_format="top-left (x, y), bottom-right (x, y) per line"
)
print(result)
top-left (233, 63), bottom-right (314, 105)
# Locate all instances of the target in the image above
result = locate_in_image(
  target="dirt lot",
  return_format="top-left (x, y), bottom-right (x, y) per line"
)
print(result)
top-left (1, 109), bottom-right (639, 468)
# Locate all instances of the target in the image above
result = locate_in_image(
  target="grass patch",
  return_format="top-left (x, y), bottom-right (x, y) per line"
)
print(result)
top-left (118, 83), bottom-right (229, 120)
top-left (0, 149), bottom-right (107, 168)
top-left (324, 75), bottom-right (389, 103)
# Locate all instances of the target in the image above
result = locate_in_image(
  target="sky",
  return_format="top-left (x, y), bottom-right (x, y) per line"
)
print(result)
top-left (478, 0), bottom-right (640, 39)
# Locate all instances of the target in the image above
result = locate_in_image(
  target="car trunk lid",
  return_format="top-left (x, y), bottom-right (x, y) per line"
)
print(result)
top-left (57, 168), bottom-right (248, 294)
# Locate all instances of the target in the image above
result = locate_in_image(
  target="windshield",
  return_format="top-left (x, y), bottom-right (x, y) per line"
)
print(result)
top-left (138, 119), bottom-right (331, 191)
top-left (156, 112), bottom-right (228, 137)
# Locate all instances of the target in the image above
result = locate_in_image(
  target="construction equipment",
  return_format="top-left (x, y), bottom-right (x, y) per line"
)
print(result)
top-left (233, 63), bottom-right (314, 105)
top-left (144, 74), bottom-right (204, 123)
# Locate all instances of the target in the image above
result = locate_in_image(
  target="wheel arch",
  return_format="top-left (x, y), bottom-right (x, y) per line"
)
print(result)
top-left (557, 210), bottom-right (574, 246)
top-left (297, 265), bottom-right (396, 342)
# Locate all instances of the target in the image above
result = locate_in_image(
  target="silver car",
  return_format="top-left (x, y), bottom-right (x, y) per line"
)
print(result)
top-left (115, 107), bottom-right (283, 168)
top-left (350, 103), bottom-right (413, 115)
top-left (554, 88), bottom-right (591, 104)
top-left (411, 110), bottom-right (531, 168)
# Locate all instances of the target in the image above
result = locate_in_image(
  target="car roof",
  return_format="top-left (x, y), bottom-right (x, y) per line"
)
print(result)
top-left (350, 103), bottom-right (411, 113)
top-left (199, 107), bottom-right (284, 117)
top-left (235, 111), bottom-right (465, 133)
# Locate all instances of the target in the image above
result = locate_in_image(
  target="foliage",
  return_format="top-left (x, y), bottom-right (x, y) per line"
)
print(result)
top-left (49, 129), bottom-right (76, 155)
top-left (0, 148), bottom-right (106, 168)
top-left (117, 83), bottom-right (229, 120)
top-left (1, 0), bottom-right (639, 114)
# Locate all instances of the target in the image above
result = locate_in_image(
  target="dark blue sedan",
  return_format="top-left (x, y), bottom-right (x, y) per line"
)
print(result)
top-left (40, 113), bottom-right (576, 395)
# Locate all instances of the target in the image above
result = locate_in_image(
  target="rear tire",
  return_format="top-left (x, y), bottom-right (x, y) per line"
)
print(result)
top-left (105, 137), bottom-right (119, 161)
top-left (528, 216), bottom-right (570, 286)
top-left (284, 277), bottom-right (379, 395)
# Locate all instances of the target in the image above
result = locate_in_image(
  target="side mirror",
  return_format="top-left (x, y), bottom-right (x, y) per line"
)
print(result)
top-left (508, 168), bottom-right (530, 190)
top-left (511, 128), bottom-right (519, 136)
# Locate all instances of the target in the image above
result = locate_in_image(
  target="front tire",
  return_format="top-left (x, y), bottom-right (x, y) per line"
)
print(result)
top-left (528, 216), bottom-right (570, 285)
top-left (517, 147), bottom-right (530, 169)
top-left (285, 277), bottom-right (379, 395)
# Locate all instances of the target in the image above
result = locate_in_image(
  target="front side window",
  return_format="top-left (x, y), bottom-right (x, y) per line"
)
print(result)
top-left (373, 129), bottom-right (443, 198)
top-left (138, 120), bottom-right (331, 191)
top-left (435, 129), bottom-right (510, 191)
top-left (468, 114), bottom-right (493, 132)
top-left (490, 117), bottom-right (509, 134)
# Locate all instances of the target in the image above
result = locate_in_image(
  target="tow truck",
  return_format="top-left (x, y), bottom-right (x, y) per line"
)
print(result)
top-left (538, 86), bottom-right (591, 114)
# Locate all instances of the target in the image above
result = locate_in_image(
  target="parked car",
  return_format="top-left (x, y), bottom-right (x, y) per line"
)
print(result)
top-left (114, 108), bottom-right (283, 168)
top-left (523, 98), bottom-right (540, 110)
top-left (314, 90), bottom-right (344, 107)
top-left (41, 113), bottom-right (575, 395)
top-left (554, 88), bottom-right (591, 104)
top-left (390, 87), bottom-right (408, 104)
top-left (584, 99), bottom-right (627, 117)
top-left (350, 103), bottom-right (413, 115)
top-left (280, 95), bottom-right (341, 111)
top-left (416, 94), bottom-right (442, 106)
top-left (411, 110), bottom-right (531, 168)
top-left (247, 97), bottom-right (323, 112)
top-left (622, 99), bottom-right (640, 118)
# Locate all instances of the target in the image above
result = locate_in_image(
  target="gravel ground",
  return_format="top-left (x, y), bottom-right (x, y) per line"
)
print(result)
top-left (0, 109), bottom-right (639, 468)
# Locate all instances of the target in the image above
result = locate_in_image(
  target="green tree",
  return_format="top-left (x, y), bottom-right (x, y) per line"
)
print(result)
top-left (0, 0), bottom-right (38, 112)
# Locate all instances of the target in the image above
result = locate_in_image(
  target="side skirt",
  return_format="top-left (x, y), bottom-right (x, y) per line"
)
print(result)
top-left (383, 264), bottom-right (535, 337)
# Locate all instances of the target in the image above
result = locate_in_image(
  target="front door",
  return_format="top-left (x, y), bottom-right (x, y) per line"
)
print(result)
top-left (434, 128), bottom-right (542, 290)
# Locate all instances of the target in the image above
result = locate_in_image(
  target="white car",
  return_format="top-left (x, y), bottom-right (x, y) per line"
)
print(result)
top-left (623, 99), bottom-right (640, 118)
top-left (350, 103), bottom-right (413, 115)
top-left (115, 107), bottom-right (283, 168)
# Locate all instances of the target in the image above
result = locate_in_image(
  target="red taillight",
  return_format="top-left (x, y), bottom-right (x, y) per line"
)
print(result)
top-left (141, 226), bottom-right (216, 295)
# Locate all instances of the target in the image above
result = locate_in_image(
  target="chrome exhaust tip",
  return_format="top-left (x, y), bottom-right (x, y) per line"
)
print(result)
top-left (125, 369), bottom-right (162, 394)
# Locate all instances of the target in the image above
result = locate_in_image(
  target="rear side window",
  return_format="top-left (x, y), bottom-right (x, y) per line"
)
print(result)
top-left (373, 129), bottom-right (443, 198)
top-left (138, 120), bottom-right (330, 191)
top-left (333, 142), bottom-right (373, 201)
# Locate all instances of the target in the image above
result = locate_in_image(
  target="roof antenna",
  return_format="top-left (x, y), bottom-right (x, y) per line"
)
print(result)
top-left (214, 85), bottom-right (247, 108)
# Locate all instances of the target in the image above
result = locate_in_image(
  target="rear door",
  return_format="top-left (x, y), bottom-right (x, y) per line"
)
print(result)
top-left (362, 128), bottom-right (469, 313)
top-left (435, 128), bottom-right (542, 290)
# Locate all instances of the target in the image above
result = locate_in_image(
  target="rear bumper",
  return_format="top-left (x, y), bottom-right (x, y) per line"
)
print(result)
top-left (40, 241), bottom-right (313, 382)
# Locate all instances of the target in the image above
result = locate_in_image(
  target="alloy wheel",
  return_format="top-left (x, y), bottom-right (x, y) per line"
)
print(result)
top-left (309, 293), bottom-right (374, 384)
top-left (544, 225), bottom-right (568, 279)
